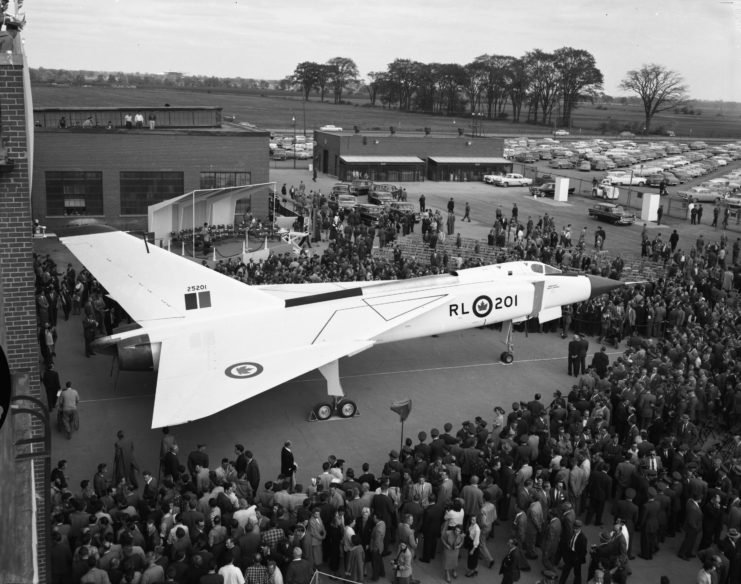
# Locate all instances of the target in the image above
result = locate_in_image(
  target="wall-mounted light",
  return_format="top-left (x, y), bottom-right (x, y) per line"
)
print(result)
top-left (374, 140), bottom-right (380, 145)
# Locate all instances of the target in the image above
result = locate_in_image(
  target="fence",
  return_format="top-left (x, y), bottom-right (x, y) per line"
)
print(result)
top-left (512, 163), bottom-right (741, 233)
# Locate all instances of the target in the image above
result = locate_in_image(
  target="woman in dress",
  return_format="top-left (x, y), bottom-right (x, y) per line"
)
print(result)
top-left (441, 523), bottom-right (465, 583)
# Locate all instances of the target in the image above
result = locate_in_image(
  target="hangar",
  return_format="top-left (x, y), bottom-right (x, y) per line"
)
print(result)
top-left (31, 107), bottom-right (270, 232)
top-left (314, 130), bottom-right (510, 182)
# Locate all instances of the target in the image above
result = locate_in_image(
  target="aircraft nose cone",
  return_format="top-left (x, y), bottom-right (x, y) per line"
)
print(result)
top-left (587, 275), bottom-right (624, 299)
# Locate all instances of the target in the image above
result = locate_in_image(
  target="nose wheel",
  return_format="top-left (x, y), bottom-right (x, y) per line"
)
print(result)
top-left (309, 397), bottom-right (359, 422)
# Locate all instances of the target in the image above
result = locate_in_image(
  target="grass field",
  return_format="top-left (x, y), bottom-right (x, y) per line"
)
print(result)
top-left (31, 85), bottom-right (741, 139)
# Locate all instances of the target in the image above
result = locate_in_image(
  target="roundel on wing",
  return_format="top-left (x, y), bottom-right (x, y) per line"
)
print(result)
top-left (225, 362), bottom-right (264, 379)
top-left (472, 295), bottom-right (493, 318)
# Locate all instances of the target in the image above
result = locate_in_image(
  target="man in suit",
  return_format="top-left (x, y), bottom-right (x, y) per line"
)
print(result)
top-left (281, 441), bottom-right (298, 489)
top-left (568, 334), bottom-right (581, 377)
top-left (285, 546), bottom-right (314, 584)
top-left (576, 335), bottom-right (589, 377)
top-left (638, 487), bottom-right (660, 559)
top-left (614, 488), bottom-right (639, 559)
top-left (500, 538), bottom-right (524, 584)
top-left (419, 494), bottom-right (445, 563)
top-left (678, 495), bottom-right (703, 560)
top-left (720, 527), bottom-right (741, 584)
top-left (585, 463), bottom-right (612, 527)
top-left (559, 519), bottom-right (587, 584)
top-left (244, 451), bottom-right (261, 495)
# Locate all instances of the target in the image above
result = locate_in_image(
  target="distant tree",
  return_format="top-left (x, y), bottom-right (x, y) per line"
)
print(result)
top-left (314, 64), bottom-right (332, 102)
top-left (292, 61), bottom-right (322, 100)
top-left (504, 57), bottom-right (528, 123)
top-left (476, 54), bottom-right (514, 119)
top-left (387, 59), bottom-right (422, 111)
top-left (619, 64), bottom-right (690, 132)
top-left (365, 71), bottom-right (388, 106)
top-left (553, 47), bottom-right (603, 127)
top-left (327, 57), bottom-right (358, 104)
top-left (463, 60), bottom-right (488, 114)
top-left (523, 50), bottom-right (559, 124)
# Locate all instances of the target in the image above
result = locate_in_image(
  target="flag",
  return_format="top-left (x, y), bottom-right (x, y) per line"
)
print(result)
top-left (390, 399), bottom-right (412, 422)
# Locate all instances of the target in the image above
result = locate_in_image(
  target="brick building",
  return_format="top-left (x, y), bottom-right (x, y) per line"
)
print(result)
top-left (0, 38), bottom-right (47, 584)
top-left (31, 108), bottom-right (271, 232)
top-left (314, 130), bottom-right (511, 182)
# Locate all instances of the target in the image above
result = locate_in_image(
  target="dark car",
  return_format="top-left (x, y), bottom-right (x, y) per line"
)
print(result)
top-left (368, 191), bottom-right (394, 206)
top-left (588, 203), bottom-right (636, 225)
top-left (331, 182), bottom-right (355, 196)
top-left (351, 179), bottom-right (374, 196)
top-left (529, 182), bottom-right (575, 198)
top-left (373, 182), bottom-right (403, 199)
top-left (645, 172), bottom-right (681, 187)
top-left (357, 203), bottom-right (383, 226)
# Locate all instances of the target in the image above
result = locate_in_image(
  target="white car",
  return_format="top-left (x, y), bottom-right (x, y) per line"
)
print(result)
top-left (676, 187), bottom-right (726, 203)
top-left (553, 129), bottom-right (570, 136)
top-left (606, 174), bottom-right (647, 186)
top-left (489, 173), bottom-right (533, 187)
top-left (319, 124), bottom-right (343, 132)
top-left (483, 174), bottom-right (502, 184)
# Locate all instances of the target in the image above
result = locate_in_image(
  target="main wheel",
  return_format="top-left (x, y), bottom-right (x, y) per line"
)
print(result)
top-left (337, 399), bottom-right (357, 418)
top-left (500, 351), bottom-right (514, 364)
top-left (313, 402), bottom-right (333, 421)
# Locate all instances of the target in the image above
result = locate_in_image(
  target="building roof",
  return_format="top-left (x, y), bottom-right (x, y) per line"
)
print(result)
top-left (340, 155), bottom-right (424, 164)
top-left (427, 156), bottom-right (511, 164)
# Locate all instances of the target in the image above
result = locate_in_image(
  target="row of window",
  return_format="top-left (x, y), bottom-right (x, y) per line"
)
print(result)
top-left (45, 171), bottom-right (252, 216)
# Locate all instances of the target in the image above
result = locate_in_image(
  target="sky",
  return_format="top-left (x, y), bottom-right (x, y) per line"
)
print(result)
top-left (19, 0), bottom-right (741, 102)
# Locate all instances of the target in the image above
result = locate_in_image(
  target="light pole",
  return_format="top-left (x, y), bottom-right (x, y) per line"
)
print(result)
top-left (302, 98), bottom-right (306, 138)
top-left (292, 115), bottom-right (296, 169)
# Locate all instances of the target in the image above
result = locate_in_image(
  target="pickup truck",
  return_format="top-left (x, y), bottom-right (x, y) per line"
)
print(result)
top-left (488, 173), bottom-right (533, 187)
top-left (529, 182), bottom-right (575, 198)
top-left (592, 179), bottom-right (620, 200)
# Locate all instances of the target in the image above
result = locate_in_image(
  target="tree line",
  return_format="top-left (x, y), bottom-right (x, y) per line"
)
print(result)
top-left (289, 48), bottom-right (605, 128)
top-left (288, 54), bottom-right (692, 133)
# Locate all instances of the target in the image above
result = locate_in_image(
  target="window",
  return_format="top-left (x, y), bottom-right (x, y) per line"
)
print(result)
top-left (45, 171), bottom-right (104, 216)
top-left (120, 171), bottom-right (184, 215)
top-left (200, 171), bottom-right (251, 189)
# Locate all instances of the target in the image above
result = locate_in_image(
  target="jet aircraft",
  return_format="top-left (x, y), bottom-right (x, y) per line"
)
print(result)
top-left (61, 228), bottom-right (623, 428)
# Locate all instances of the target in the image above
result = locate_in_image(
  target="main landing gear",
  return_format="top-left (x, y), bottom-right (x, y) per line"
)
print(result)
top-left (309, 359), bottom-right (360, 422)
top-left (500, 320), bottom-right (515, 364)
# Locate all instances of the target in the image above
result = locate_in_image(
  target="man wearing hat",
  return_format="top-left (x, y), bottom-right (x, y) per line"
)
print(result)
top-left (678, 495), bottom-right (703, 560)
top-left (187, 443), bottom-right (209, 478)
top-left (568, 334), bottom-right (581, 377)
top-left (720, 528), bottom-right (741, 583)
top-left (614, 489), bottom-right (638, 560)
top-left (559, 519), bottom-right (587, 584)
top-left (638, 487), bottom-right (660, 560)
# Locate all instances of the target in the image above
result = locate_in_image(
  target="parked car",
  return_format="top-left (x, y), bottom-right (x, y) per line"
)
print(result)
top-left (553, 129), bottom-right (570, 136)
top-left (372, 183), bottom-right (403, 199)
top-left (328, 194), bottom-right (357, 213)
top-left (351, 179), bottom-right (374, 196)
top-left (489, 173), bottom-right (533, 187)
top-left (676, 186), bottom-right (726, 203)
top-left (357, 203), bottom-right (383, 226)
top-left (548, 159), bottom-right (575, 169)
top-left (320, 124), bottom-right (343, 131)
top-left (529, 182), bottom-right (576, 198)
top-left (368, 191), bottom-right (394, 206)
top-left (331, 183), bottom-right (354, 196)
top-left (578, 161), bottom-right (592, 172)
top-left (588, 203), bottom-right (636, 225)
top-left (606, 173), bottom-right (647, 186)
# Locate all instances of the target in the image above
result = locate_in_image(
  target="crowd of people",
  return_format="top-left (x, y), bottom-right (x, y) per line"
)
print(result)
top-left (36, 185), bottom-right (741, 584)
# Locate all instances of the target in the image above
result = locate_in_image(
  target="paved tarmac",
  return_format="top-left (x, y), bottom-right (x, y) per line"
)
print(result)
top-left (40, 165), bottom-right (709, 583)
